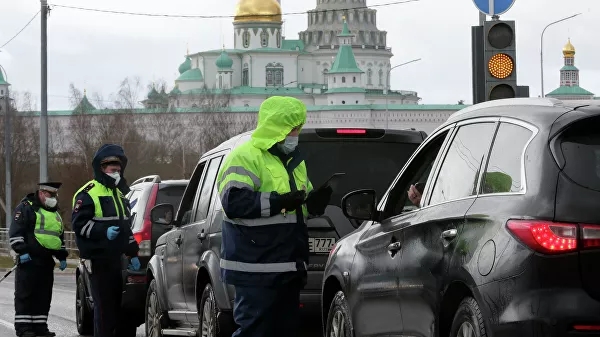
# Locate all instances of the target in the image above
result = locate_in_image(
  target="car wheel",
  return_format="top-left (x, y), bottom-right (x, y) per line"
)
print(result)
top-left (325, 291), bottom-right (354, 337)
top-left (75, 276), bottom-right (93, 335)
top-left (450, 297), bottom-right (488, 337)
top-left (199, 283), bottom-right (221, 337)
top-left (146, 279), bottom-right (168, 337)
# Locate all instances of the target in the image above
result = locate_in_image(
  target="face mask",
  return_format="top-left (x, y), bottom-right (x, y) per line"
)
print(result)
top-left (277, 136), bottom-right (299, 154)
top-left (44, 197), bottom-right (57, 208)
top-left (107, 172), bottom-right (121, 185)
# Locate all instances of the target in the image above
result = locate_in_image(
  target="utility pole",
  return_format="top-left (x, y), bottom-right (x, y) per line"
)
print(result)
top-left (40, 0), bottom-right (49, 183)
top-left (3, 76), bottom-right (11, 230)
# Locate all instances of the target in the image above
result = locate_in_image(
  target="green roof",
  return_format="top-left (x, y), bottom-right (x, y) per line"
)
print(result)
top-left (169, 85), bottom-right (182, 95)
top-left (73, 94), bottom-right (96, 114)
top-left (216, 50), bottom-right (234, 69)
top-left (281, 39), bottom-right (305, 51)
top-left (546, 85), bottom-right (594, 96)
top-left (560, 65), bottom-right (578, 71)
top-left (148, 87), bottom-right (160, 99)
top-left (339, 18), bottom-right (353, 37)
top-left (0, 68), bottom-right (8, 85)
top-left (326, 87), bottom-right (366, 94)
top-left (177, 68), bottom-right (204, 82)
top-left (182, 86), bottom-right (307, 96)
top-left (178, 56), bottom-right (192, 74)
top-left (329, 45), bottom-right (363, 74)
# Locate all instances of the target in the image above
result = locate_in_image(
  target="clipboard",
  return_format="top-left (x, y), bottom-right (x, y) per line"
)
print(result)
top-left (315, 172), bottom-right (345, 192)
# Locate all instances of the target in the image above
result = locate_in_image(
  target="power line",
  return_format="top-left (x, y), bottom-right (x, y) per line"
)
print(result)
top-left (0, 11), bottom-right (41, 50)
top-left (48, 0), bottom-right (419, 19)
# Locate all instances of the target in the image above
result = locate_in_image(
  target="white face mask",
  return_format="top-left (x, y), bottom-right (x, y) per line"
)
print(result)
top-left (107, 172), bottom-right (121, 185)
top-left (44, 197), bottom-right (57, 208)
top-left (277, 136), bottom-right (299, 154)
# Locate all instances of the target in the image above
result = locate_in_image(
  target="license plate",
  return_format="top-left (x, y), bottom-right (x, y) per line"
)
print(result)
top-left (309, 237), bottom-right (336, 254)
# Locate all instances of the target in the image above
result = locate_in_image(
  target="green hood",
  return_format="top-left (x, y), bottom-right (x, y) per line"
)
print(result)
top-left (251, 96), bottom-right (307, 150)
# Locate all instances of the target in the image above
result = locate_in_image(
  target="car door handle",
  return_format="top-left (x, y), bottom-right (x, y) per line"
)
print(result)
top-left (175, 236), bottom-right (182, 246)
top-left (442, 229), bottom-right (458, 239)
top-left (197, 231), bottom-right (207, 241)
top-left (387, 242), bottom-right (402, 252)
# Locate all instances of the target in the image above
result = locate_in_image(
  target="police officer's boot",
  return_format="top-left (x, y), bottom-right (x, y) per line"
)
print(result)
top-left (35, 331), bottom-right (56, 337)
top-left (19, 332), bottom-right (37, 337)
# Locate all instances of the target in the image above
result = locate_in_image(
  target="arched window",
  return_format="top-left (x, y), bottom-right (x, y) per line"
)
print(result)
top-left (353, 76), bottom-right (356, 83)
top-left (342, 76), bottom-right (346, 83)
top-left (219, 75), bottom-right (223, 89)
top-left (266, 62), bottom-right (284, 86)
top-left (378, 69), bottom-right (383, 86)
top-left (323, 68), bottom-right (329, 84)
top-left (276, 31), bottom-right (281, 48)
top-left (367, 69), bottom-right (373, 85)
top-left (242, 63), bottom-right (249, 86)
top-left (333, 77), bottom-right (336, 83)
top-left (260, 30), bottom-right (269, 47)
top-left (243, 31), bottom-right (251, 48)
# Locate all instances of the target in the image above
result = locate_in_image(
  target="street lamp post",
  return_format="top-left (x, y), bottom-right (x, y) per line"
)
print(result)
top-left (1, 65), bottom-right (11, 231)
top-left (540, 13), bottom-right (581, 97)
top-left (385, 58), bottom-right (421, 129)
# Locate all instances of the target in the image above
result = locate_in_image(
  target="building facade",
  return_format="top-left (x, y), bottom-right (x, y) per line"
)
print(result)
top-left (546, 39), bottom-right (595, 100)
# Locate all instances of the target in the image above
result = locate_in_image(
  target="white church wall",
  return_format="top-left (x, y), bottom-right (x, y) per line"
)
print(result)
top-left (234, 24), bottom-right (283, 50)
top-left (248, 53), bottom-right (298, 87)
top-left (328, 93), bottom-right (366, 106)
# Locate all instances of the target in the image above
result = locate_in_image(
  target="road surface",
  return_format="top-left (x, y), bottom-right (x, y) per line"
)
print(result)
top-left (0, 272), bottom-right (322, 336)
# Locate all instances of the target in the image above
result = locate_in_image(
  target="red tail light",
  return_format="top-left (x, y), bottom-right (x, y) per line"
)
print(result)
top-left (507, 220), bottom-right (600, 254)
top-left (133, 184), bottom-right (158, 256)
top-left (336, 129), bottom-right (366, 135)
top-left (573, 325), bottom-right (600, 331)
top-left (507, 220), bottom-right (577, 254)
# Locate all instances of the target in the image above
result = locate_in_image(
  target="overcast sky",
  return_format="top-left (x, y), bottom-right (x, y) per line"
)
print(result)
top-left (0, 0), bottom-right (598, 110)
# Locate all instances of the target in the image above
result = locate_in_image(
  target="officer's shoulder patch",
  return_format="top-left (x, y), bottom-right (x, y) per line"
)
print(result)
top-left (14, 211), bottom-right (21, 221)
top-left (73, 199), bottom-right (83, 213)
top-left (83, 182), bottom-right (95, 193)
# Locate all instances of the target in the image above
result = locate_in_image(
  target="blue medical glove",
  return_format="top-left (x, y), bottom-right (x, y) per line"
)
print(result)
top-left (59, 260), bottom-right (67, 271)
top-left (128, 257), bottom-right (140, 271)
top-left (106, 226), bottom-right (120, 240)
top-left (19, 253), bottom-right (32, 264)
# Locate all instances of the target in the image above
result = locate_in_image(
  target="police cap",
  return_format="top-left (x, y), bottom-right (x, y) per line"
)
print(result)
top-left (38, 182), bottom-right (62, 193)
top-left (100, 156), bottom-right (122, 166)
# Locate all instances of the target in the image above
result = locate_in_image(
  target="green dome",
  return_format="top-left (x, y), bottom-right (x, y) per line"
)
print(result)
top-left (169, 85), bottom-right (182, 95)
top-left (177, 68), bottom-right (204, 82)
top-left (148, 86), bottom-right (160, 99)
top-left (216, 50), bottom-right (233, 70)
top-left (178, 56), bottom-right (192, 74)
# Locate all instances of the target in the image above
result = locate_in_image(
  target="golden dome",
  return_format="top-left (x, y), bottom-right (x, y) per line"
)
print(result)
top-left (234, 0), bottom-right (282, 23)
top-left (563, 38), bottom-right (575, 57)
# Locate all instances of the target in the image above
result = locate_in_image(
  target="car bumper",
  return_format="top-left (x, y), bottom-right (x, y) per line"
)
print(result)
top-left (478, 283), bottom-right (600, 336)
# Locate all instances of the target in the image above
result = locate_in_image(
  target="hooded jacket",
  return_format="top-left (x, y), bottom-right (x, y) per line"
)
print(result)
top-left (71, 144), bottom-right (139, 260)
top-left (216, 96), bottom-right (314, 287)
top-left (8, 192), bottom-right (69, 266)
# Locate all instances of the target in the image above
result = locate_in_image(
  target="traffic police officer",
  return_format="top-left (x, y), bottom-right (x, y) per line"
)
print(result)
top-left (216, 96), bottom-right (332, 337)
top-left (8, 182), bottom-right (68, 337)
top-left (71, 144), bottom-right (140, 337)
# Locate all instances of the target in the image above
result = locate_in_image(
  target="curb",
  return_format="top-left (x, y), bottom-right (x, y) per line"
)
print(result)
top-left (0, 267), bottom-right (77, 274)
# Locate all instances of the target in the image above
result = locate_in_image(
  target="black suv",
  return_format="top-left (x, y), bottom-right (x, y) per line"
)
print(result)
top-left (144, 127), bottom-right (426, 336)
top-left (323, 98), bottom-right (600, 337)
top-left (75, 175), bottom-right (187, 336)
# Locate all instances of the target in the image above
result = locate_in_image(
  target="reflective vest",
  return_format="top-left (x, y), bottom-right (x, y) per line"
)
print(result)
top-left (73, 180), bottom-right (127, 222)
top-left (217, 142), bottom-right (314, 286)
top-left (29, 201), bottom-right (64, 251)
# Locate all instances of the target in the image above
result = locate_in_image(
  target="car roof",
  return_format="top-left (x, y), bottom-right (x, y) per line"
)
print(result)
top-left (129, 175), bottom-right (189, 189)
top-left (443, 98), bottom-right (600, 131)
top-left (201, 127), bottom-right (425, 159)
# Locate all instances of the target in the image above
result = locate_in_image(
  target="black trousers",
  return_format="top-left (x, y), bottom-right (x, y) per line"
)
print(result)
top-left (232, 281), bottom-right (302, 337)
top-left (14, 262), bottom-right (54, 336)
top-left (90, 259), bottom-right (122, 337)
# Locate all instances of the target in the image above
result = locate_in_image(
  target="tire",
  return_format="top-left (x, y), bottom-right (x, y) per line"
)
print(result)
top-left (146, 279), bottom-right (168, 337)
top-left (325, 291), bottom-right (354, 337)
top-left (75, 276), bottom-right (93, 336)
top-left (198, 283), bottom-right (222, 337)
top-left (449, 297), bottom-right (488, 337)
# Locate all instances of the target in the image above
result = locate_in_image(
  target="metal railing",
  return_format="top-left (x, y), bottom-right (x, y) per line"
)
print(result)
top-left (1, 229), bottom-right (79, 256)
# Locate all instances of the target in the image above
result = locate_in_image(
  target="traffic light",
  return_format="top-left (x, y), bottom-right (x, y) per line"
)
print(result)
top-left (483, 20), bottom-right (517, 101)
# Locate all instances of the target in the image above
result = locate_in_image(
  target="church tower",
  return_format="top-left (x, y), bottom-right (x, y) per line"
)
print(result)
top-left (0, 66), bottom-right (11, 112)
top-left (233, 0), bottom-right (283, 50)
top-left (546, 39), bottom-right (594, 100)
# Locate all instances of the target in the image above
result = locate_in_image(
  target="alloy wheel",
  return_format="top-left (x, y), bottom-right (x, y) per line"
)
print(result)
top-left (329, 310), bottom-right (346, 337)
top-left (201, 295), bottom-right (215, 337)
top-left (147, 290), bottom-right (161, 337)
top-left (75, 282), bottom-right (84, 327)
top-left (457, 321), bottom-right (476, 337)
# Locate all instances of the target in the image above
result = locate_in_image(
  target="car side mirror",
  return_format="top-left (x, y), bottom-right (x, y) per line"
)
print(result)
top-left (151, 203), bottom-right (175, 227)
top-left (341, 189), bottom-right (378, 221)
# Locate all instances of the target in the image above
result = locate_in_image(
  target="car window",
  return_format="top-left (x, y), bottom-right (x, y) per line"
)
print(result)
top-left (178, 162), bottom-right (206, 226)
top-left (157, 185), bottom-right (186, 210)
top-left (382, 130), bottom-right (450, 218)
top-left (302, 141), bottom-right (419, 211)
top-left (559, 117), bottom-right (600, 191)
top-left (429, 122), bottom-right (496, 205)
top-left (481, 122), bottom-right (533, 194)
top-left (195, 156), bottom-right (223, 221)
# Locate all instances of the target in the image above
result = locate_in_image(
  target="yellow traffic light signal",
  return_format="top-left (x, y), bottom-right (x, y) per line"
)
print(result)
top-left (488, 53), bottom-right (514, 79)
top-left (483, 20), bottom-right (517, 101)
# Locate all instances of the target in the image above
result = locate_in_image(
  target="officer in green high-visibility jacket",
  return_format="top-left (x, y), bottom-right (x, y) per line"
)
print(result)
top-left (8, 182), bottom-right (69, 337)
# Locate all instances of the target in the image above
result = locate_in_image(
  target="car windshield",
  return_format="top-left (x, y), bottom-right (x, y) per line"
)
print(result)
top-left (301, 141), bottom-right (419, 207)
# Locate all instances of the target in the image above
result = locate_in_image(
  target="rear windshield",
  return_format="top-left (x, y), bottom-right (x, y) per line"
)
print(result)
top-left (302, 141), bottom-right (419, 206)
top-left (157, 185), bottom-right (187, 209)
top-left (560, 119), bottom-right (600, 191)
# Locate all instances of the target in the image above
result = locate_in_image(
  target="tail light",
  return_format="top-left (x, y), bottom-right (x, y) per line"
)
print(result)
top-left (336, 129), bottom-right (366, 135)
top-left (133, 184), bottom-right (159, 256)
top-left (573, 325), bottom-right (600, 331)
top-left (329, 244), bottom-right (336, 256)
top-left (127, 275), bottom-right (147, 284)
top-left (507, 220), bottom-right (600, 254)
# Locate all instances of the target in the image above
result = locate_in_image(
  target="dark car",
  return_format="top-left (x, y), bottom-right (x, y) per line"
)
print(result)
top-left (322, 98), bottom-right (600, 337)
top-left (144, 127), bottom-right (426, 336)
top-left (75, 175), bottom-right (187, 336)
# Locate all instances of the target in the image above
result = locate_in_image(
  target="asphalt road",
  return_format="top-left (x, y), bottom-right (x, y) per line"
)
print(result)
top-left (0, 272), bottom-right (323, 337)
